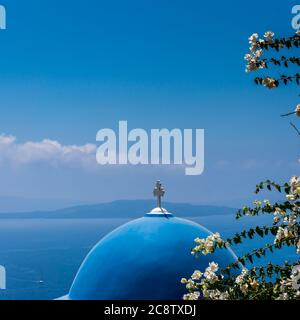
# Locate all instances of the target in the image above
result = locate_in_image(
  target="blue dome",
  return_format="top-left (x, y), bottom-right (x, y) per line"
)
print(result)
top-left (68, 212), bottom-right (237, 300)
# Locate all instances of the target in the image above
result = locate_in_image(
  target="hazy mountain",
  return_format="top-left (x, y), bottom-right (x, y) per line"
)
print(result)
top-left (0, 196), bottom-right (90, 212)
top-left (0, 200), bottom-right (237, 219)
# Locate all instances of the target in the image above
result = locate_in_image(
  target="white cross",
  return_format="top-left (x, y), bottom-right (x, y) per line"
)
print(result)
top-left (153, 180), bottom-right (165, 209)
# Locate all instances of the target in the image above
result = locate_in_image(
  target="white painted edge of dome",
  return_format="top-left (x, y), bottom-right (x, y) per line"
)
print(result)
top-left (148, 207), bottom-right (172, 215)
top-left (55, 294), bottom-right (69, 300)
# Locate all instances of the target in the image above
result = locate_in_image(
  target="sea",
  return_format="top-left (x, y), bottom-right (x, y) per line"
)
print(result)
top-left (0, 214), bottom-right (298, 300)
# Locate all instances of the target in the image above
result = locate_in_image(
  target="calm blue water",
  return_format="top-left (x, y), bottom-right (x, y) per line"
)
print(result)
top-left (0, 215), bottom-right (297, 300)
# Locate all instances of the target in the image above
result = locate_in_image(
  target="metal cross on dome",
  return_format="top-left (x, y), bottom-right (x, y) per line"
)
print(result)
top-left (153, 180), bottom-right (165, 209)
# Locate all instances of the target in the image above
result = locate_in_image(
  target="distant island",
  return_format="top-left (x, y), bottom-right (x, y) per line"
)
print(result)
top-left (0, 200), bottom-right (236, 219)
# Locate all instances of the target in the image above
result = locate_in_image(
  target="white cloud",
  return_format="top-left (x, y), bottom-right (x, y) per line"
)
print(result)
top-left (0, 134), bottom-right (97, 168)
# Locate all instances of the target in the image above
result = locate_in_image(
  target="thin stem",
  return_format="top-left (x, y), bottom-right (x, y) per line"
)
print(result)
top-left (290, 122), bottom-right (300, 136)
top-left (281, 111), bottom-right (296, 117)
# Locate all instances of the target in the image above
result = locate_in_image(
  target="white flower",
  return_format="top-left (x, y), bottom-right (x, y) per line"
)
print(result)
top-left (249, 279), bottom-right (259, 290)
top-left (274, 207), bottom-right (285, 216)
top-left (204, 269), bottom-right (219, 284)
top-left (181, 278), bottom-right (188, 284)
top-left (240, 283), bottom-right (249, 294)
top-left (287, 214), bottom-right (297, 224)
top-left (264, 31), bottom-right (274, 39)
top-left (191, 270), bottom-right (203, 281)
top-left (297, 240), bottom-right (300, 254)
top-left (208, 289), bottom-right (222, 299)
top-left (183, 291), bottom-right (200, 300)
top-left (274, 227), bottom-right (287, 243)
top-left (262, 77), bottom-right (277, 89)
top-left (290, 176), bottom-right (300, 188)
top-left (186, 279), bottom-right (196, 290)
top-left (208, 262), bottom-right (219, 273)
top-left (235, 275), bottom-right (243, 284)
top-left (219, 292), bottom-right (230, 300)
top-left (244, 54), bottom-right (252, 61)
top-left (287, 176), bottom-right (300, 202)
top-left (254, 200), bottom-right (262, 206)
top-left (193, 233), bottom-right (224, 255)
top-left (212, 232), bottom-right (221, 240)
top-left (291, 176), bottom-right (298, 185)
top-left (255, 49), bottom-right (263, 58)
top-left (287, 194), bottom-right (296, 201)
top-left (249, 43), bottom-right (259, 53)
top-left (276, 293), bottom-right (289, 300)
top-left (248, 33), bottom-right (259, 43)
top-left (291, 265), bottom-right (300, 290)
top-left (235, 268), bottom-right (248, 284)
top-left (273, 216), bottom-right (280, 224)
top-left (274, 226), bottom-right (297, 246)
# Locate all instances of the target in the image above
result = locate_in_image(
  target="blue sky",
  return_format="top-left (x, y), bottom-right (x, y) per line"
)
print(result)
top-left (0, 0), bottom-right (299, 208)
